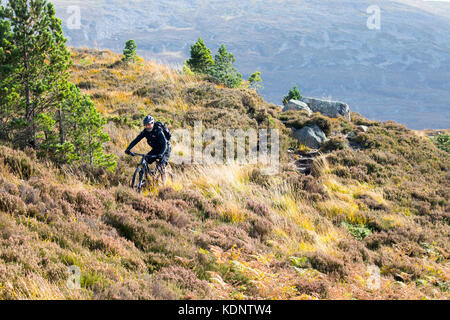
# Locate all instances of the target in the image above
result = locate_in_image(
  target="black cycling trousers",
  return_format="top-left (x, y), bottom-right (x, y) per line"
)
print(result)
top-left (145, 145), bottom-right (171, 167)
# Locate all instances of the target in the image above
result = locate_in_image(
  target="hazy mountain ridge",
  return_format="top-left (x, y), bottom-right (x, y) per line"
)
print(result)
top-left (52, 0), bottom-right (450, 129)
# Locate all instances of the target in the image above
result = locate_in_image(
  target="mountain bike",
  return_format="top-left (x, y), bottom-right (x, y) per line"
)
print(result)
top-left (130, 153), bottom-right (174, 193)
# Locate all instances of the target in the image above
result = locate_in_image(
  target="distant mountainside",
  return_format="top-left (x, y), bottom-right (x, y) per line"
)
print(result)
top-left (52, 0), bottom-right (450, 129)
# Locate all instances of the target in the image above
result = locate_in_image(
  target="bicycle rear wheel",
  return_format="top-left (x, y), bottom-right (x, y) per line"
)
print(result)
top-left (151, 163), bottom-right (167, 186)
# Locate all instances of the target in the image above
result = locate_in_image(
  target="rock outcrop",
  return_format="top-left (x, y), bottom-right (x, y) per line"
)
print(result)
top-left (357, 125), bottom-right (369, 132)
top-left (293, 124), bottom-right (327, 149)
top-left (300, 97), bottom-right (351, 120)
top-left (282, 100), bottom-right (312, 115)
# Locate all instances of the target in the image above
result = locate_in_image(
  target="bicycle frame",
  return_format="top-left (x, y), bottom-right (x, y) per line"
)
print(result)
top-left (133, 153), bottom-right (163, 175)
top-left (134, 153), bottom-right (149, 170)
top-left (131, 153), bottom-right (169, 193)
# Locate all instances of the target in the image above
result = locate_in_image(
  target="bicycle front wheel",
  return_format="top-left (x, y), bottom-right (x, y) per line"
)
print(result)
top-left (131, 166), bottom-right (146, 193)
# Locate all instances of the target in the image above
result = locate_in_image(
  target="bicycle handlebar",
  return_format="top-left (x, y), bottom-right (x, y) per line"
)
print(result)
top-left (131, 153), bottom-right (159, 162)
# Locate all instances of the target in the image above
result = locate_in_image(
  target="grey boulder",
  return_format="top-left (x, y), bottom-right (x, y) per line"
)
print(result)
top-left (357, 125), bottom-right (369, 132)
top-left (283, 100), bottom-right (312, 115)
top-left (293, 124), bottom-right (327, 149)
top-left (300, 97), bottom-right (351, 120)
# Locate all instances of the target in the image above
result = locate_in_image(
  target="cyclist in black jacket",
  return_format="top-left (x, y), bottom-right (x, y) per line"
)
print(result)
top-left (125, 116), bottom-right (171, 167)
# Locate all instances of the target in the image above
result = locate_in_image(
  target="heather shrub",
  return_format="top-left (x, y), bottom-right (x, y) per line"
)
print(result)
top-left (93, 190), bottom-right (116, 212)
top-left (354, 192), bottom-right (389, 211)
top-left (165, 199), bottom-right (190, 211)
top-left (246, 200), bottom-right (272, 219)
top-left (126, 196), bottom-right (192, 228)
top-left (76, 191), bottom-right (104, 216)
top-left (158, 187), bottom-right (182, 201)
top-left (286, 174), bottom-right (328, 201)
top-left (337, 239), bottom-right (372, 264)
top-left (0, 146), bottom-right (36, 180)
top-left (154, 202), bottom-right (192, 229)
top-left (249, 168), bottom-right (272, 187)
top-left (145, 251), bottom-right (171, 273)
top-left (301, 251), bottom-right (348, 279)
top-left (351, 132), bottom-right (381, 149)
top-left (26, 203), bottom-right (50, 222)
top-left (351, 112), bottom-right (379, 126)
top-left (294, 278), bottom-right (330, 299)
top-left (303, 175), bottom-right (327, 196)
top-left (19, 183), bottom-right (41, 205)
top-left (279, 111), bottom-right (310, 130)
top-left (149, 279), bottom-right (179, 300)
top-left (197, 223), bottom-right (255, 252)
top-left (331, 165), bottom-right (351, 179)
top-left (320, 136), bottom-right (348, 153)
top-left (58, 199), bottom-right (76, 216)
top-left (0, 178), bottom-right (19, 196)
top-left (375, 249), bottom-right (423, 281)
top-left (0, 192), bottom-right (27, 215)
top-left (61, 188), bottom-right (78, 205)
top-left (249, 216), bottom-right (273, 240)
top-left (77, 81), bottom-right (94, 89)
top-left (114, 185), bottom-right (139, 204)
top-left (0, 213), bottom-right (16, 239)
top-left (134, 78), bottom-right (177, 105)
top-left (93, 279), bottom-right (153, 300)
top-left (128, 197), bottom-right (161, 218)
top-left (104, 210), bottom-right (156, 251)
top-left (179, 190), bottom-right (219, 220)
top-left (338, 119), bottom-right (355, 134)
top-left (69, 164), bottom-right (113, 185)
top-left (364, 226), bottom-right (430, 250)
top-left (306, 115), bottom-right (332, 136)
top-left (182, 83), bottom-right (220, 106)
top-left (155, 266), bottom-right (212, 299)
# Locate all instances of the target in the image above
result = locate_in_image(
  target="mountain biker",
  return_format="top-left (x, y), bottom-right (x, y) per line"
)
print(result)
top-left (125, 115), bottom-right (171, 168)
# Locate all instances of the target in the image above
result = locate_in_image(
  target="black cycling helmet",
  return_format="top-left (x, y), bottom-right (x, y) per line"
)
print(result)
top-left (143, 115), bottom-right (155, 125)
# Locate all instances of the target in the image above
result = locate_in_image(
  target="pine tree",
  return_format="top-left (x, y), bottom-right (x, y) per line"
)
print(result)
top-left (35, 111), bottom-right (57, 153)
top-left (0, 8), bottom-right (18, 139)
top-left (51, 83), bottom-right (83, 164)
top-left (210, 44), bottom-right (242, 88)
top-left (53, 84), bottom-right (116, 170)
top-left (248, 71), bottom-right (263, 92)
top-left (435, 134), bottom-right (450, 153)
top-left (122, 39), bottom-right (137, 63)
top-left (0, 1), bottom-right (115, 171)
top-left (0, 0), bottom-right (72, 148)
top-left (283, 85), bottom-right (303, 105)
top-left (73, 95), bottom-right (116, 170)
top-left (182, 61), bottom-right (194, 76)
top-left (186, 38), bottom-right (214, 74)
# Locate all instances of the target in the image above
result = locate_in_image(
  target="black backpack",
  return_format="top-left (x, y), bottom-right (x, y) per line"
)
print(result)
top-left (154, 121), bottom-right (172, 141)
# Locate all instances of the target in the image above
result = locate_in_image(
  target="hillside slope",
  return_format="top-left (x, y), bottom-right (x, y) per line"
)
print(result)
top-left (0, 48), bottom-right (448, 300)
